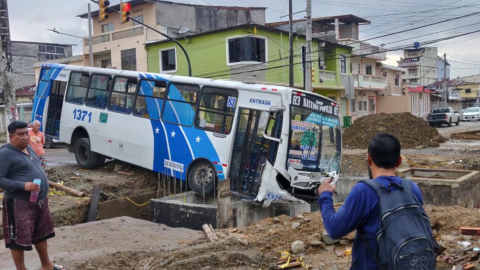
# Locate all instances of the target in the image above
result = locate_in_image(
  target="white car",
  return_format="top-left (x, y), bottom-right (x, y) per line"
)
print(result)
top-left (461, 107), bottom-right (480, 121)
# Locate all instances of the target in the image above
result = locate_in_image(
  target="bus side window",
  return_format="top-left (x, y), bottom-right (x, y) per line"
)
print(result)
top-left (162, 83), bottom-right (199, 126)
top-left (196, 87), bottom-right (238, 134)
top-left (86, 74), bottom-right (111, 109)
top-left (66, 72), bottom-right (89, 105)
top-left (109, 77), bottom-right (137, 114)
top-left (134, 79), bottom-right (167, 120)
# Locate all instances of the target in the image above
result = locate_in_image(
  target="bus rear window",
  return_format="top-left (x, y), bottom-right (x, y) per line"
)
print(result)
top-left (66, 72), bottom-right (89, 104)
top-left (196, 87), bottom-right (237, 134)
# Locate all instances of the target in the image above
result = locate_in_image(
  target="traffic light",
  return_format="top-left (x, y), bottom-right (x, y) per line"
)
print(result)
top-left (99, 0), bottom-right (110, 22)
top-left (311, 68), bottom-right (315, 83)
top-left (121, 2), bottom-right (131, 24)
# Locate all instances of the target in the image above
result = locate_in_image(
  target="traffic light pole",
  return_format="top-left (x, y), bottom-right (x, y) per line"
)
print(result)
top-left (89, 0), bottom-right (192, 77)
top-left (88, 3), bottom-right (94, 66)
top-left (128, 17), bottom-right (192, 77)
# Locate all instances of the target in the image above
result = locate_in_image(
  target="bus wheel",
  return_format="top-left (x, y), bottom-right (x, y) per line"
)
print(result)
top-left (74, 138), bottom-right (99, 169)
top-left (188, 162), bottom-right (216, 194)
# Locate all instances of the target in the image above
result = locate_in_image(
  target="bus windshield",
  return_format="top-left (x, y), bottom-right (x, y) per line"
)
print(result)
top-left (288, 92), bottom-right (341, 174)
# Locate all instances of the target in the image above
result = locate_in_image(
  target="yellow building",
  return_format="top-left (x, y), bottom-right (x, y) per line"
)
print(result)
top-left (457, 83), bottom-right (480, 108)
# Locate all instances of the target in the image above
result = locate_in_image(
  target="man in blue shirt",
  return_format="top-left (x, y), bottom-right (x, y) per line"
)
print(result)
top-left (317, 133), bottom-right (424, 270)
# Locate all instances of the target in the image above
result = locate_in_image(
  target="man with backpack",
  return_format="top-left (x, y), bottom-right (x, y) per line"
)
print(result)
top-left (318, 133), bottom-right (437, 270)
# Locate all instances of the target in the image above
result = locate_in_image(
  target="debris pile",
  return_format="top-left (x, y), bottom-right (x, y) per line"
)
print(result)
top-left (343, 112), bottom-right (446, 149)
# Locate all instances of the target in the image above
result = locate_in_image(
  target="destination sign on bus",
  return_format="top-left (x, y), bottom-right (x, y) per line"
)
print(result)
top-left (291, 92), bottom-right (339, 116)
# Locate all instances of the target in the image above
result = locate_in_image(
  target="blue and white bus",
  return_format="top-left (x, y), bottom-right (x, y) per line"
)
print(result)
top-left (33, 64), bottom-right (341, 203)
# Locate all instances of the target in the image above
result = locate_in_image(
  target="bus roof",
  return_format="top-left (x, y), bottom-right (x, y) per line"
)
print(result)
top-left (41, 63), bottom-right (337, 104)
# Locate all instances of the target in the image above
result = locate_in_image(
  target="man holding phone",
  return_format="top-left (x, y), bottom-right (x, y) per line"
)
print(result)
top-left (0, 121), bottom-right (64, 270)
top-left (317, 133), bottom-right (427, 270)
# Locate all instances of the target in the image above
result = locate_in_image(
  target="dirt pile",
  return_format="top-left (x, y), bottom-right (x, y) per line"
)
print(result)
top-left (343, 112), bottom-right (445, 149)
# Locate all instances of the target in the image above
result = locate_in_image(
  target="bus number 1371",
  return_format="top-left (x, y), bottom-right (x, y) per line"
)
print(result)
top-left (73, 109), bottom-right (92, 123)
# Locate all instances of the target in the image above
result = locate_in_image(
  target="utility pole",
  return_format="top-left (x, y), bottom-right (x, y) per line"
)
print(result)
top-left (443, 53), bottom-right (447, 107)
top-left (288, 0), bottom-right (294, 87)
top-left (0, 0), bottom-right (15, 133)
top-left (88, 3), bottom-right (94, 66)
top-left (304, 0), bottom-right (312, 91)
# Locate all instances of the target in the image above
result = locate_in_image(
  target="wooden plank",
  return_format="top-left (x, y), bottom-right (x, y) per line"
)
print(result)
top-left (217, 178), bottom-right (232, 229)
top-left (464, 262), bottom-right (475, 270)
top-left (98, 192), bottom-right (155, 221)
top-left (460, 227), bottom-right (480, 236)
top-left (274, 262), bottom-right (302, 269)
top-left (87, 186), bottom-right (101, 222)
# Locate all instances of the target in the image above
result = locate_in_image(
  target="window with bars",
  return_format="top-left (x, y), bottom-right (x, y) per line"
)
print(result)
top-left (38, 44), bottom-right (67, 61)
top-left (196, 87), bottom-right (238, 134)
top-left (121, 48), bottom-right (137, 71)
top-left (132, 15), bottom-right (144, 26)
top-left (340, 55), bottom-right (347, 74)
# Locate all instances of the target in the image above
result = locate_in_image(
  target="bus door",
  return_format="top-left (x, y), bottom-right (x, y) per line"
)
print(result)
top-left (230, 108), bottom-right (282, 197)
top-left (44, 80), bottom-right (67, 138)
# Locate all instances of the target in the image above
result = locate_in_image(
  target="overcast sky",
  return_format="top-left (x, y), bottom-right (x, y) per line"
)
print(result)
top-left (9, 0), bottom-right (480, 78)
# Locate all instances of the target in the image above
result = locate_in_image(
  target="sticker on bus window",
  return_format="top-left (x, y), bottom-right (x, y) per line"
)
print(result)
top-left (227, 96), bottom-right (237, 108)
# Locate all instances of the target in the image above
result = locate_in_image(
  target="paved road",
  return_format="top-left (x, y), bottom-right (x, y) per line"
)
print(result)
top-left (435, 120), bottom-right (480, 138)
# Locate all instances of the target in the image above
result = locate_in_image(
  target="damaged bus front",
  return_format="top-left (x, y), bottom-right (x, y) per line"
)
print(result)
top-left (255, 90), bottom-right (342, 205)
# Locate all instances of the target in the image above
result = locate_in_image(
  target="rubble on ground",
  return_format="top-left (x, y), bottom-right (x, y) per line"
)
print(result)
top-left (343, 112), bottom-right (446, 149)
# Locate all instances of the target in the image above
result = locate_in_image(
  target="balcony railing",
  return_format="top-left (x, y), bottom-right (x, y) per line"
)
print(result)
top-left (319, 70), bottom-right (337, 82)
top-left (84, 26), bottom-right (144, 46)
top-left (353, 74), bottom-right (387, 90)
top-left (340, 39), bottom-right (387, 61)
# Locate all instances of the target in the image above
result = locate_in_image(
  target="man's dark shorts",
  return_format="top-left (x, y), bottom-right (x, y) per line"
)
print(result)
top-left (2, 197), bottom-right (55, 250)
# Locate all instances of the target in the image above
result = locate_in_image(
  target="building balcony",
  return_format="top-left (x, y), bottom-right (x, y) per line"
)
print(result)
top-left (353, 74), bottom-right (386, 90)
top-left (405, 73), bottom-right (420, 79)
top-left (83, 26), bottom-right (146, 53)
top-left (398, 61), bottom-right (419, 68)
top-left (339, 39), bottom-right (386, 61)
top-left (319, 70), bottom-right (337, 82)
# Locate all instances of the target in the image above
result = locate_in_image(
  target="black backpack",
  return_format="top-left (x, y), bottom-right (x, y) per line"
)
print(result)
top-left (359, 179), bottom-right (437, 270)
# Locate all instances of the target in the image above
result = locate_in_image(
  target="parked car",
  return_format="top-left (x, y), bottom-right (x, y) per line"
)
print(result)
top-left (427, 107), bottom-right (460, 127)
top-left (461, 107), bottom-right (480, 121)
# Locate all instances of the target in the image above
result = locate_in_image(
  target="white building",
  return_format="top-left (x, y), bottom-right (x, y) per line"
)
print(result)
top-left (398, 47), bottom-right (441, 87)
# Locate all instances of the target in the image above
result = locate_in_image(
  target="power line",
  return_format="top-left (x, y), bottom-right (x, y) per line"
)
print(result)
top-left (361, 9), bottom-right (480, 42)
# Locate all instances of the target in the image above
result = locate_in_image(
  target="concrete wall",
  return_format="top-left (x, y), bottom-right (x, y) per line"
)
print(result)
top-left (156, 2), bottom-right (266, 34)
top-left (377, 95), bottom-right (409, 114)
top-left (399, 169), bottom-right (480, 207)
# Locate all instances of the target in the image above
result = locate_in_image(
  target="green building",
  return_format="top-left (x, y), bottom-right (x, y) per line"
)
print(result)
top-left (146, 24), bottom-right (352, 114)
